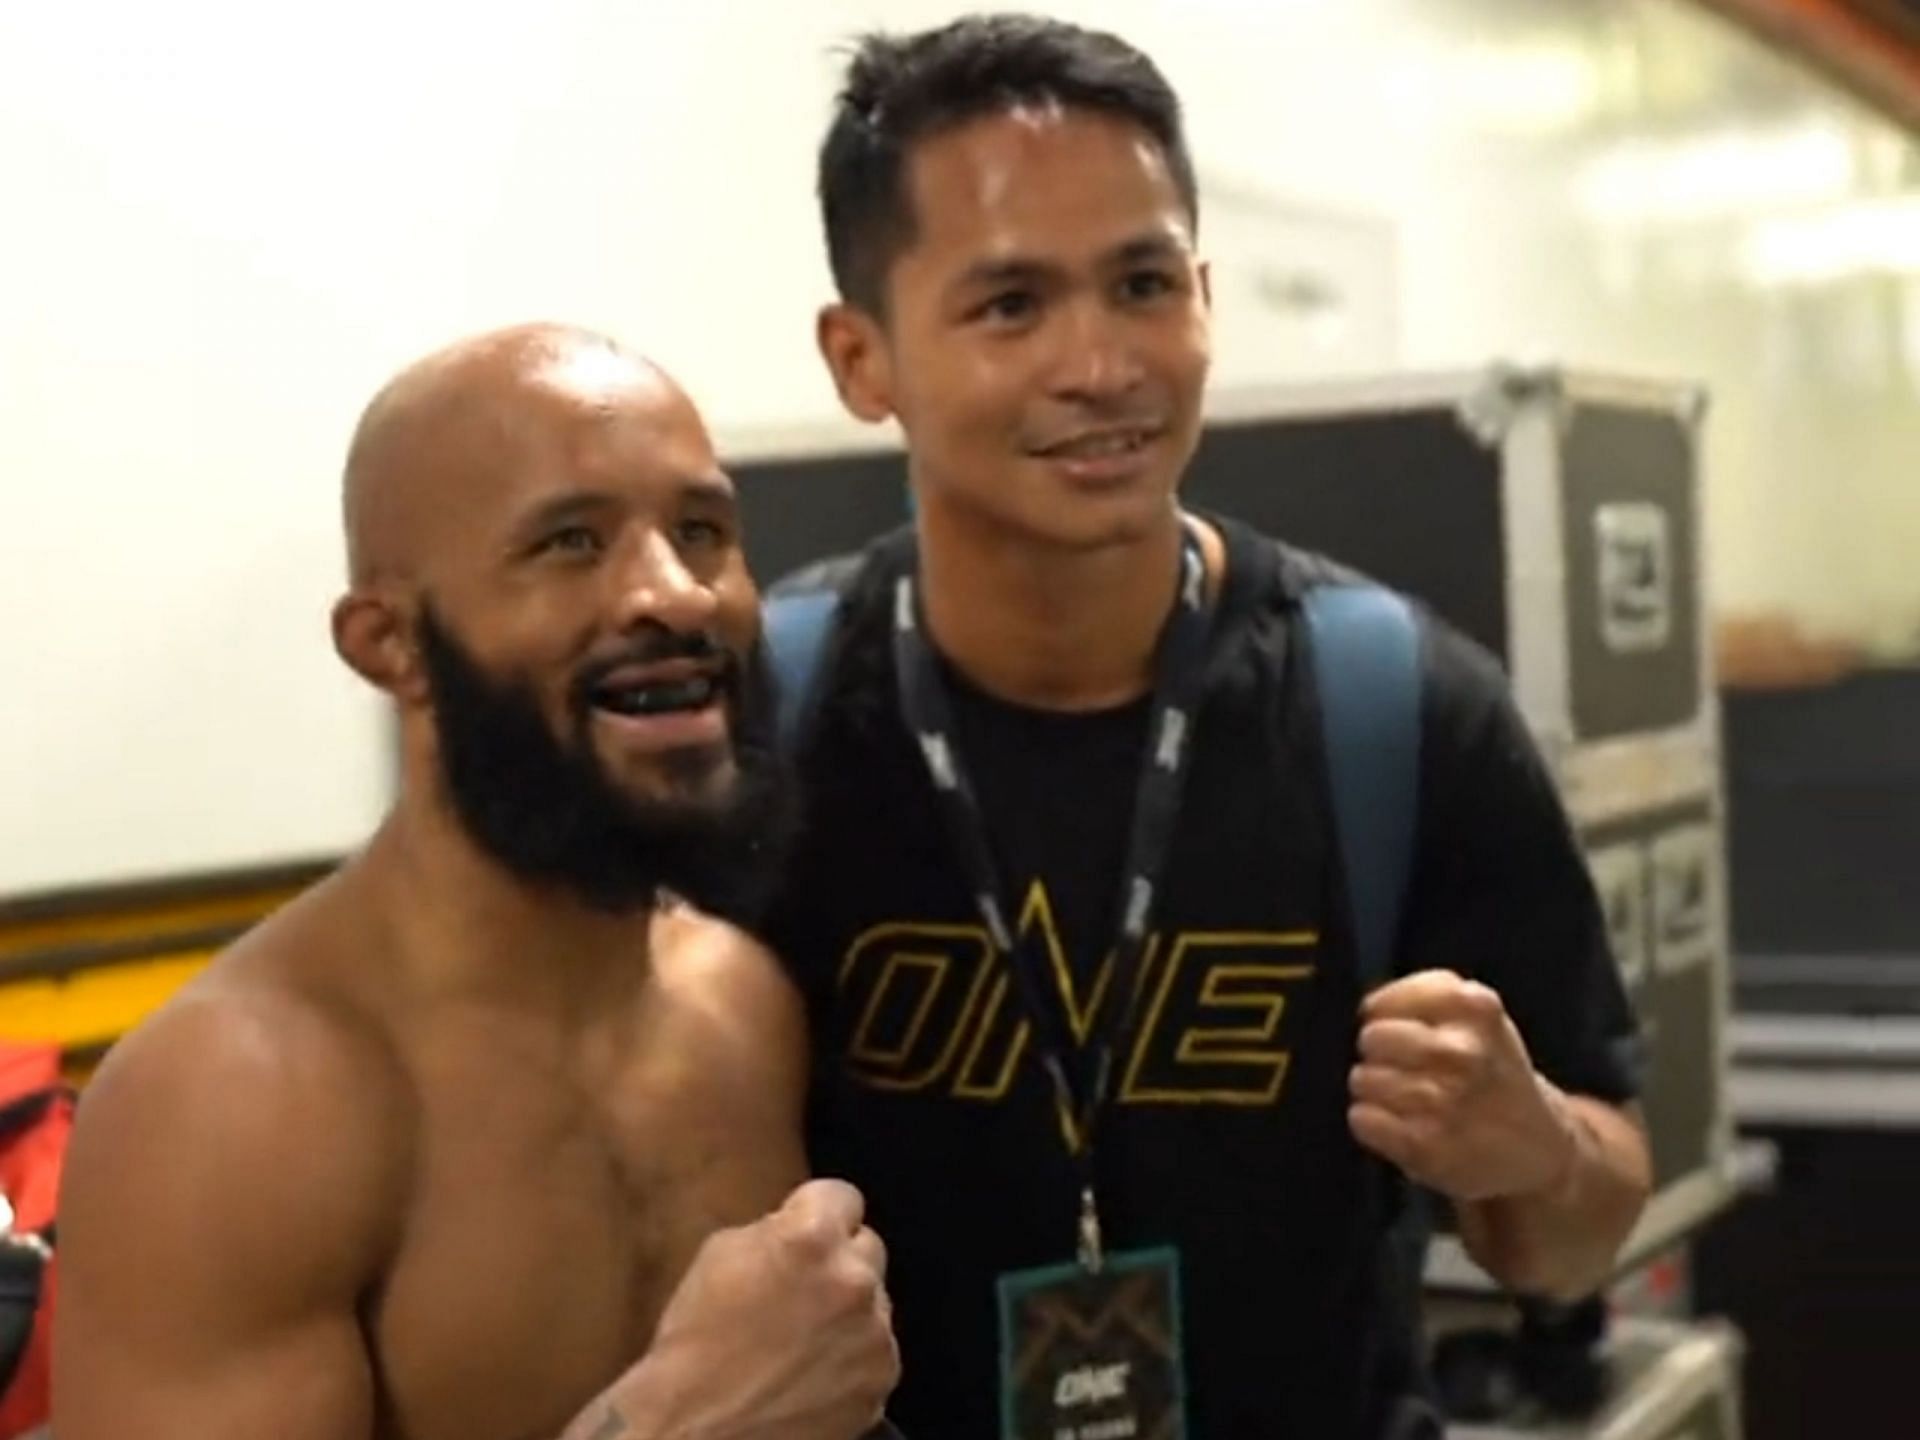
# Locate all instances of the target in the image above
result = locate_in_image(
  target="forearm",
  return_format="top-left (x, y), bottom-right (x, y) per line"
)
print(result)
top-left (1454, 1090), bottom-right (1651, 1302)
top-left (554, 1346), bottom-right (822, 1440)
top-left (557, 1351), bottom-right (694, 1440)
top-left (559, 1396), bottom-right (647, 1440)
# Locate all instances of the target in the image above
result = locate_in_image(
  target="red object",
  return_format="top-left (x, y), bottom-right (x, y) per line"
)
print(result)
top-left (0, 1041), bottom-right (74, 1438)
top-left (1697, 0), bottom-right (1920, 130)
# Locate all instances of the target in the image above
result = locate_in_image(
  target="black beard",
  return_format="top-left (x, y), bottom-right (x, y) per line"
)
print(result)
top-left (415, 603), bottom-right (798, 924)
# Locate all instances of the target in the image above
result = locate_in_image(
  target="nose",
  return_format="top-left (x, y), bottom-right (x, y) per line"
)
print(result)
top-left (608, 527), bottom-right (720, 636)
top-left (1048, 296), bottom-right (1147, 407)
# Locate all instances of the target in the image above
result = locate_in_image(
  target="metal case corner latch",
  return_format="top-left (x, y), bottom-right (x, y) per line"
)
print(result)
top-left (1587, 841), bottom-right (1651, 989)
top-left (1595, 501), bottom-right (1674, 654)
top-left (1454, 361), bottom-right (1560, 448)
top-left (1651, 826), bottom-right (1715, 975)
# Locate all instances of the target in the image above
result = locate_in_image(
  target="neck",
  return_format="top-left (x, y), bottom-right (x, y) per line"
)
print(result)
top-left (358, 766), bottom-right (654, 1019)
top-left (915, 502), bottom-right (1200, 711)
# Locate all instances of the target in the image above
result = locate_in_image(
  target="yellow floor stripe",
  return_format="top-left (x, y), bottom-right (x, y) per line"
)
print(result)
top-left (0, 954), bottom-right (214, 1050)
top-left (0, 887), bottom-right (309, 963)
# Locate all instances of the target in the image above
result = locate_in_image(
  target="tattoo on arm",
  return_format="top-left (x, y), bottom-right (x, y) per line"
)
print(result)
top-left (586, 1406), bottom-right (630, 1440)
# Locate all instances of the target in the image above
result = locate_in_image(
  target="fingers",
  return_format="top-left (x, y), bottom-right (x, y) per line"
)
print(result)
top-left (848, 1224), bottom-right (888, 1282)
top-left (1357, 1018), bottom-right (1435, 1068)
top-left (777, 1183), bottom-right (891, 1325)
top-left (1349, 1063), bottom-right (1451, 1116)
top-left (778, 1178), bottom-right (865, 1244)
top-left (1348, 1102), bottom-right (1422, 1173)
top-left (1363, 970), bottom-right (1504, 1025)
top-left (1357, 1018), bottom-right (1483, 1073)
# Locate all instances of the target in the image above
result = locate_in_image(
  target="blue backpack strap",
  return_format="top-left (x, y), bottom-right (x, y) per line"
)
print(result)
top-left (764, 589), bottom-right (840, 749)
top-left (1303, 585), bottom-right (1424, 992)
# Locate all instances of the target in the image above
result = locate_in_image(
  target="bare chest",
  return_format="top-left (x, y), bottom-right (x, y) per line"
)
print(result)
top-left (370, 1038), bottom-right (787, 1440)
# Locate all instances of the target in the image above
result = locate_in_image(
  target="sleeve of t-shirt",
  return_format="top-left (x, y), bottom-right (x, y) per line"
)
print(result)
top-left (1394, 614), bottom-right (1643, 1104)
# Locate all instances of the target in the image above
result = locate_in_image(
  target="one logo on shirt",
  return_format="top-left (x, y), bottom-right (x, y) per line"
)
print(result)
top-left (837, 881), bottom-right (1319, 1107)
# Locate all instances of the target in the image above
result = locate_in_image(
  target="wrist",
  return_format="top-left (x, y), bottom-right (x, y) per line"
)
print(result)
top-left (1527, 1077), bottom-right (1586, 1205)
top-left (570, 1343), bottom-right (697, 1440)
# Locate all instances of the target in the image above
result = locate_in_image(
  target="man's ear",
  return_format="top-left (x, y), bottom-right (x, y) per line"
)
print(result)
top-left (816, 302), bottom-right (897, 425)
top-left (1197, 257), bottom-right (1212, 312)
top-left (332, 587), bottom-right (429, 705)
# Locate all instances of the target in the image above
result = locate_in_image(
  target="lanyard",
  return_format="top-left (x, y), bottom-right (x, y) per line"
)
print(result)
top-left (891, 525), bottom-right (1213, 1271)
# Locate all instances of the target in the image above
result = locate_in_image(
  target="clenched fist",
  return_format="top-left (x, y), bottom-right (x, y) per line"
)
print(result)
top-left (602, 1179), bottom-right (900, 1440)
top-left (1348, 970), bottom-right (1577, 1204)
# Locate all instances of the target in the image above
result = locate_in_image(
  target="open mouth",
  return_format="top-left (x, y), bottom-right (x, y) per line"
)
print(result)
top-left (1037, 426), bottom-right (1159, 458)
top-left (590, 674), bottom-right (722, 717)
top-left (580, 653), bottom-right (733, 723)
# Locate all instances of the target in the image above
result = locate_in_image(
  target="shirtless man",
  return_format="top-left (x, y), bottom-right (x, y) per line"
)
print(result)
top-left (52, 324), bottom-right (900, 1440)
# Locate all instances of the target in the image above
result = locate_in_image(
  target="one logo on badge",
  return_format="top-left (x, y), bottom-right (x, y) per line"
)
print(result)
top-left (999, 1249), bottom-right (1186, 1440)
top-left (1055, 1361), bottom-right (1133, 1409)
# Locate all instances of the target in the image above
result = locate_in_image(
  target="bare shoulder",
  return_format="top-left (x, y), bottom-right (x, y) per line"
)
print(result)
top-left (643, 903), bottom-right (811, 1196)
top-left (55, 879), bottom-right (415, 1437)
top-left (651, 902), bottom-right (808, 1088)
top-left (64, 884), bottom-right (416, 1300)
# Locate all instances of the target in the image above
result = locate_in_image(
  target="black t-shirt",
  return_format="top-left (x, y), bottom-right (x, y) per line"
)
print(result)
top-left (759, 515), bottom-right (1640, 1440)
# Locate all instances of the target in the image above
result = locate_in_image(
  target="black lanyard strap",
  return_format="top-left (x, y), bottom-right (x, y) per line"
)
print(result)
top-left (892, 524), bottom-right (1214, 1268)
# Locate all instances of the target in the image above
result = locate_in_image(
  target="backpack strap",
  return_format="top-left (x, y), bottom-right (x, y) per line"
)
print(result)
top-left (764, 589), bottom-right (842, 750)
top-left (764, 541), bottom-right (903, 749)
top-left (769, 557), bottom-right (1424, 980)
top-left (1303, 585), bottom-right (1424, 992)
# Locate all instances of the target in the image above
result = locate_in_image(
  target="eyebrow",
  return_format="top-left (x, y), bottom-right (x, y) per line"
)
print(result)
top-left (508, 469), bottom-right (739, 547)
top-left (680, 470), bottom-right (737, 505)
top-left (522, 471), bottom-right (733, 520)
top-left (1110, 232), bottom-right (1186, 266)
top-left (515, 489), bottom-right (621, 538)
top-left (950, 230), bottom-right (1190, 294)
top-left (953, 256), bottom-right (1055, 292)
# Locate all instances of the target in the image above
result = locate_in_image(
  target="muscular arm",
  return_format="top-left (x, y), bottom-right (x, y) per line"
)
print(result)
top-left (53, 987), bottom-right (408, 1440)
top-left (60, 930), bottom-right (883, 1440)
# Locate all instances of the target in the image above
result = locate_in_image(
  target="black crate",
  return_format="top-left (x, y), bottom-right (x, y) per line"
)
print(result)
top-left (732, 364), bottom-right (1712, 757)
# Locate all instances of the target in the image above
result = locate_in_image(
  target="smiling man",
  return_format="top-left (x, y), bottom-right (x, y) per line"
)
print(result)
top-left (758, 14), bottom-right (1652, 1440)
top-left (53, 324), bottom-right (898, 1440)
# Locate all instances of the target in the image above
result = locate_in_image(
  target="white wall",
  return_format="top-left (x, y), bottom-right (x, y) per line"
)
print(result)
top-left (0, 1), bottom-right (866, 895)
top-left (3, 0), bottom-right (1916, 896)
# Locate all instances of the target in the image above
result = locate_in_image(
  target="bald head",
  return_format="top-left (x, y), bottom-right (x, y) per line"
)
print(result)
top-left (330, 323), bottom-right (783, 918)
top-left (342, 323), bottom-right (692, 586)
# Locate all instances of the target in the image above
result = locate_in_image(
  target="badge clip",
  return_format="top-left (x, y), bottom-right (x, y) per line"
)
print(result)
top-left (1077, 1185), bottom-right (1105, 1274)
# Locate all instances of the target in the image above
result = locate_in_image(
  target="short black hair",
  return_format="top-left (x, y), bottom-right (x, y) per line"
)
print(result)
top-left (818, 12), bottom-right (1198, 315)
